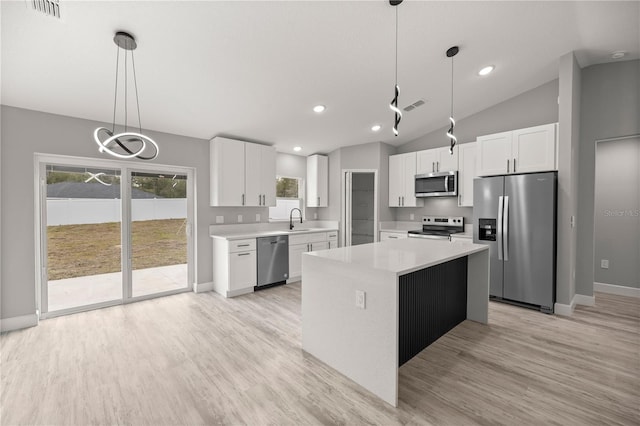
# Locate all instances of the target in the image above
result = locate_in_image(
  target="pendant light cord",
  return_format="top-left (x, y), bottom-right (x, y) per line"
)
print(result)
top-left (450, 54), bottom-right (454, 118)
top-left (131, 50), bottom-right (143, 134)
top-left (395, 6), bottom-right (398, 86)
top-left (111, 44), bottom-right (119, 134)
top-left (124, 46), bottom-right (128, 133)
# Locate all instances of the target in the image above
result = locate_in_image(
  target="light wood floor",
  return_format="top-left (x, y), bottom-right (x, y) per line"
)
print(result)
top-left (1, 283), bottom-right (638, 425)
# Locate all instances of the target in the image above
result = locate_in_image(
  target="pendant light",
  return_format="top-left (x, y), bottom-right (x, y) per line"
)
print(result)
top-left (93, 31), bottom-right (159, 161)
top-left (389, 0), bottom-right (403, 137)
top-left (446, 46), bottom-right (459, 155)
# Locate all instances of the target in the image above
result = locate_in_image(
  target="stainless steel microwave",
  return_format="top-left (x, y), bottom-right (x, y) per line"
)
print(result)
top-left (415, 171), bottom-right (458, 197)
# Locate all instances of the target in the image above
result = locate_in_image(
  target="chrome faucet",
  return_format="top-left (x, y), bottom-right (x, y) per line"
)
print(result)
top-left (289, 208), bottom-right (303, 230)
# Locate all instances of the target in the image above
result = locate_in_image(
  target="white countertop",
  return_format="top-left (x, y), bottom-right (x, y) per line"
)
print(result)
top-left (306, 238), bottom-right (487, 275)
top-left (211, 227), bottom-right (338, 241)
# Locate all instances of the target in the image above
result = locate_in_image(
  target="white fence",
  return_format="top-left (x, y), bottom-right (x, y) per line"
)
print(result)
top-left (47, 198), bottom-right (187, 225)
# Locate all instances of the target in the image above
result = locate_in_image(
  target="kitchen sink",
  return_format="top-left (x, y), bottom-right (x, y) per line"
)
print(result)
top-left (288, 228), bottom-right (311, 232)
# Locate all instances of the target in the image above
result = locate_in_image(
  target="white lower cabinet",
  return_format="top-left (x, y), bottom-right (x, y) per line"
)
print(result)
top-left (379, 231), bottom-right (408, 241)
top-left (288, 231), bottom-right (335, 281)
top-left (212, 238), bottom-right (257, 297)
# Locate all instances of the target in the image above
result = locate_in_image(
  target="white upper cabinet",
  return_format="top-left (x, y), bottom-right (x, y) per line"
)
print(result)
top-left (210, 137), bottom-right (246, 206)
top-left (389, 152), bottom-right (422, 207)
top-left (210, 137), bottom-right (276, 206)
top-left (245, 143), bottom-right (276, 206)
top-left (416, 146), bottom-right (459, 174)
top-left (307, 154), bottom-right (328, 207)
top-left (512, 123), bottom-right (557, 173)
top-left (457, 142), bottom-right (477, 207)
top-left (476, 123), bottom-right (557, 176)
top-left (477, 131), bottom-right (513, 176)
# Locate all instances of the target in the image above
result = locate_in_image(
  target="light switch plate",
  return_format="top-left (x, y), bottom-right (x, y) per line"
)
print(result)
top-left (601, 259), bottom-right (609, 269)
top-left (237, 215), bottom-right (243, 223)
top-left (255, 213), bottom-right (261, 222)
top-left (215, 216), bottom-right (224, 224)
top-left (314, 212), bottom-right (318, 219)
top-left (355, 290), bottom-right (366, 309)
top-left (410, 213), bottom-right (415, 220)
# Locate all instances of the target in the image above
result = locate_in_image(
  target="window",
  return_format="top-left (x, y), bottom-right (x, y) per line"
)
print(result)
top-left (269, 177), bottom-right (304, 221)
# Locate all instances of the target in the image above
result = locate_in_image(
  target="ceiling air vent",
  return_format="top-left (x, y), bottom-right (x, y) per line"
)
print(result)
top-left (31, 0), bottom-right (61, 19)
top-left (403, 99), bottom-right (426, 112)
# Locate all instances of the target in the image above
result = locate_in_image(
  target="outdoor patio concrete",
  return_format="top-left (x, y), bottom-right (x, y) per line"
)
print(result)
top-left (48, 264), bottom-right (188, 312)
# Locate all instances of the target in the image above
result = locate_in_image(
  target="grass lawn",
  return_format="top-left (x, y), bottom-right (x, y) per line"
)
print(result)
top-left (47, 219), bottom-right (187, 280)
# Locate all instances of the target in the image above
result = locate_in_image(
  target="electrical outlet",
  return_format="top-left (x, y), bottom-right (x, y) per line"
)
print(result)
top-left (237, 215), bottom-right (243, 223)
top-left (601, 259), bottom-right (609, 269)
top-left (355, 290), bottom-right (366, 309)
top-left (410, 213), bottom-right (415, 220)
top-left (255, 213), bottom-right (261, 222)
top-left (215, 216), bottom-right (224, 224)
top-left (314, 212), bottom-right (318, 219)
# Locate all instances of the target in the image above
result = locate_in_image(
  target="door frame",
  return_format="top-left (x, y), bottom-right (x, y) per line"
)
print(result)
top-left (340, 169), bottom-right (378, 247)
top-left (35, 153), bottom-right (196, 319)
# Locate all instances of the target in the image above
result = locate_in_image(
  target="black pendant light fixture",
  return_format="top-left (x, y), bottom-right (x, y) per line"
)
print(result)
top-left (389, 0), bottom-right (403, 136)
top-left (93, 31), bottom-right (159, 161)
top-left (446, 46), bottom-right (459, 155)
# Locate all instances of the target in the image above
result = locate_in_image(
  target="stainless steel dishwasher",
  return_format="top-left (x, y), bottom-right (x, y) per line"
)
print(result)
top-left (256, 235), bottom-right (289, 289)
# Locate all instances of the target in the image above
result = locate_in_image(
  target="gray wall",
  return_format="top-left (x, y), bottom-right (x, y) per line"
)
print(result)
top-left (395, 79), bottom-right (559, 225)
top-left (556, 52), bottom-right (581, 305)
top-left (0, 106), bottom-right (311, 320)
top-left (576, 59), bottom-right (640, 296)
top-left (594, 137), bottom-right (639, 287)
top-left (0, 106), bottom-right (211, 320)
top-left (318, 142), bottom-right (395, 224)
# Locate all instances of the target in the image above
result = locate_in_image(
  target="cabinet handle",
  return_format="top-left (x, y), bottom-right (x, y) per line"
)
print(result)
top-left (398, 196), bottom-right (401, 206)
top-left (237, 244), bottom-right (250, 247)
top-left (513, 158), bottom-right (516, 173)
top-left (402, 196), bottom-right (405, 206)
top-left (389, 236), bottom-right (398, 239)
top-left (437, 161), bottom-right (440, 172)
top-left (258, 195), bottom-right (261, 205)
top-left (242, 194), bottom-right (245, 205)
top-left (238, 253), bottom-right (251, 257)
top-left (263, 194), bottom-right (266, 205)
top-left (432, 162), bottom-right (435, 173)
top-left (507, 159), bottom-right (510, 173)
top-left (317, 196), bottom-right (320, 206)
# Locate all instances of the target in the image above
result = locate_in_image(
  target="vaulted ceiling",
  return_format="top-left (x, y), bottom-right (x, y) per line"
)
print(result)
top-left (2, 1), bottom-right (639, 155)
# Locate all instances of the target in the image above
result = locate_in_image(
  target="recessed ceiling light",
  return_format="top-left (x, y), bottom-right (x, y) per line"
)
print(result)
top-left (611, 51), bottom-right (626, 60)
top-left (293, 146), bottom-right (302, 152)
top-left (371, 124), bottom-right (382, 132)
top-left (313, 105), bottom-right (326, 113)
top-left (478, 65), bottom-right (495, 76)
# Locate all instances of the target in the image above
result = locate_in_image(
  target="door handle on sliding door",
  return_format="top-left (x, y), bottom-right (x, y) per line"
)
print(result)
top-left (497, 196), bottom-right (504, 260)
top-left (503, 196), bottom-right (509, 261)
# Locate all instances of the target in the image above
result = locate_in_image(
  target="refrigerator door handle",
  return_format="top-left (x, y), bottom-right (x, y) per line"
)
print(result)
top-left (497, 196), bottom-right (504, 260)
top-left (504, 195), bottom-right (510, 261)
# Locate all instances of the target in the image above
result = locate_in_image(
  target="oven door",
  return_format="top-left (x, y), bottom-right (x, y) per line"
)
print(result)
top-left (415, 171), bottom-right (457, 197)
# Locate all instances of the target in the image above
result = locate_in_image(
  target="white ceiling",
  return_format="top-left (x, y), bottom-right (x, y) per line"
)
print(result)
top-left (2, 1), bottom-right (639, 155)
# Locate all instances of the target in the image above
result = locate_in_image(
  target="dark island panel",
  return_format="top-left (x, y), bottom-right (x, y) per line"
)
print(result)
top-left (399, 257), bottom-right (468, 366)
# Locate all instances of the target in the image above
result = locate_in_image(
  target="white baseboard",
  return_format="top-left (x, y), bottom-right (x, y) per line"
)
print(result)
top-left (574, 294), bottom-right (596, 307)
top-left (193, 281), bottom-right (214, 293)
top-left (226, 287), bottom-right (254, 298)
top-left (594, 282), bottom-right (640, 298)
top-left (554, 300), bottom-right (574, 316)
top-left (0, 313), bottom-right (39, 333)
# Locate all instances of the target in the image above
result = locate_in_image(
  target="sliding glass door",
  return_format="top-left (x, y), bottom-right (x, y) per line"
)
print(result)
top-left (44, 165), bottom-right (123, 312)
top-left (130, 171), bottom-right (189, 298)
top-left (38, 155), bottom-right (194, 317)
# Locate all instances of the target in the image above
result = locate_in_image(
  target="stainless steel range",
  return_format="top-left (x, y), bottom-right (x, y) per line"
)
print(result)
top-left (408, 216), bottom-right (464, 240)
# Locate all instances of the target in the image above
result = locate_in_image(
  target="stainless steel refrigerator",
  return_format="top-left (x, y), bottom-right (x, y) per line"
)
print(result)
top-left (473, 172), bottom-right (557, 313)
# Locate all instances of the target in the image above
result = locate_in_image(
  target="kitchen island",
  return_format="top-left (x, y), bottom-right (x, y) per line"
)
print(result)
top-left (301, 238), bottom-right (489, 407)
